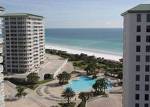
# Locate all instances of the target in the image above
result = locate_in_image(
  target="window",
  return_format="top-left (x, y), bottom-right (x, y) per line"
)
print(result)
top-left (145, 104), bottom-right (149, 107)
top-left (146, 46), bottom-right (150, 52)
top-left (136, 46), bottom-right (141, 52)
top-left (136, 35), bottom-right (141, 42)
top-left (145, 75), bottom-right (149, 82)
top-left (136, 75), bottom-right (140, 81)
top-left (145, 84), bottom-right (149, 91)
top-left (136, 65), bottom-right (140, 71)
top-left (136, 84), bottom-right (140, 90)
top-left (135, 103), bottom-right (139, 107)
top-left (146, 55), bottom-right (150, 62)
top-left (147, 26), bottom-right (150, 32)
top-left (137, 14), bottom-right (141, 22)
top-left (146, 36), bottom-right (150, 42)
top-left (136, 55), bottom-right (140, 62)
top-left (135, 94), bottom-right (140, 100)
top-left (137, 25), bottom-right (141, 32)
top-left (147, 14), bottom-right (150, 22)
top-left (145, 94), bottom-right (149, 101)
top-left (145, 65), bottom-right (150, 72)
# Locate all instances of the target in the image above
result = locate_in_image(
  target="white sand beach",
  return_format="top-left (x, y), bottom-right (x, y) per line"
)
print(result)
top-left (0, 38), bottom-right (122, 61)
top-left (45, 44), bottom-right (122, 61)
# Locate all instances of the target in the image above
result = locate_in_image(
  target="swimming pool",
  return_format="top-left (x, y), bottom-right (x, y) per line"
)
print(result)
top-left (64, 76), bottom-right (112, 93)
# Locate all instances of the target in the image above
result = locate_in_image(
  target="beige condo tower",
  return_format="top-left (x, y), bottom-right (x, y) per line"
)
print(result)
top-left (122, 4), bottom-right (150, 107)
top-left (2, 13), bottom-right (45, 73)
top-left (0, 6), bottom-right (5, 107)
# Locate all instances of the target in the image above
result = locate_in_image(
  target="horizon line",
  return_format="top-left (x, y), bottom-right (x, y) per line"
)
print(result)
top-left (45, 27), bottom-right (123, 29)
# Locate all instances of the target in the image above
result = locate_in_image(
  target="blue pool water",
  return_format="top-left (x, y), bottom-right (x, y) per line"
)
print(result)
top-left (65, 76), bottom-right (112, 93)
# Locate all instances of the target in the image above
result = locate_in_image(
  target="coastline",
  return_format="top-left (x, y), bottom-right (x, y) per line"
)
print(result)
top-left (0, 38), bottom-right (122, 61)
top-left (45, 44), bottom-right (122, 61)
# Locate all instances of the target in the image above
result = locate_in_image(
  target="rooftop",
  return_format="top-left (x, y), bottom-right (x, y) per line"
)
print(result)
top-left (122, 4), bottom-right (150, 16)
top-left (0, 6), bottom-right (5, 11)
top-left (0, 13), bottom-right (43, 18)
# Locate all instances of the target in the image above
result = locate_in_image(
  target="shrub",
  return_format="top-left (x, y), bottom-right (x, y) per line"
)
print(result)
top-left (27, 73), bottom-right (40, 84)
top-left (57, 71), bottom-right (71, 85)
top-left (44, 74), bottom-right (53, 80)
top-left (4, 78), bottom-right (27, 85)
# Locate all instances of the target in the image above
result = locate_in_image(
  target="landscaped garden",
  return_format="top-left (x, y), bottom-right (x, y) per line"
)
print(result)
top-left (44, 49), bottom-right (123, 107)
top-left (5, 72), bottom-right (53, 90)
top-left (46, 49), bottom-right (123, 80)
top-left (5, 49), bottom-right (123, 107)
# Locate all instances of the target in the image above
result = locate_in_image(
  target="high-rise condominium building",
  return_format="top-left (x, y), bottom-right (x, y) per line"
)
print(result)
top-left (122, 4), bottom-right (150, 107)
top-left (0, 6), bottom-right (5, 107)
top-left (2, 13), bottom-right (45, 73)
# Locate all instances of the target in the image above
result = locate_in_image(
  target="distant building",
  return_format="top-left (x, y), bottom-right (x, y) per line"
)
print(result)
top-left (2, 13), bottom-right (45, 73)
top-left (0, 6), bottom-right (5, 107)
top-left (122, 4), bottom-right (150, 107)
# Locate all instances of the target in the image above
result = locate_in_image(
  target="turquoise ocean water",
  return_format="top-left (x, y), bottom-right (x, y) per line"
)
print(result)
top-left (0, 28), bottom-right (123, 56)
top-left (45, 28), bottom-right (123, 56)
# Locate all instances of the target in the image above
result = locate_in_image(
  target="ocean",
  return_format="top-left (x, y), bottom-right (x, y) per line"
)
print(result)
top-left (0, 28), bottom-right (123, 59)
top-left (45, 28), bottom-right (123, 56)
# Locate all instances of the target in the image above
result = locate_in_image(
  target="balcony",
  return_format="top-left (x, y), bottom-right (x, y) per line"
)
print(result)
top-left (0, 65), bottom-right (3, 73)
top-left (0, 75), bottom-right (4, 83)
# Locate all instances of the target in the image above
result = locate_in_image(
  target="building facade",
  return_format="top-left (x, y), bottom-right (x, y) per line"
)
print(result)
top-left (0, 6), bottom-right (5, 107)
top-left (2, 13), bottom-right (45, 73)
top-left (122, 4), bottom-right (150, 107)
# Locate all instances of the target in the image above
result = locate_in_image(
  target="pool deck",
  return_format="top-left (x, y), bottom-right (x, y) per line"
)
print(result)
top-left (5, 75), bottom-right (122, 107)
top-left (87, 93), bottom-right (122, 107)
top-left (5, 54), bottom-right (122, 107)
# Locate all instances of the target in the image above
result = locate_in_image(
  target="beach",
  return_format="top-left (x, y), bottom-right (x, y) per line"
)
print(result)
top-left (0, 28), bottom-right (123, 61)
top-left (45, 44), bottom-right (122, 61)
top-left (0, 37), bottom-right (122, 61)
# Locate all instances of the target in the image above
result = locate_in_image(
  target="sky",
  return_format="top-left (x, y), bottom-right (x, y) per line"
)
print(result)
top-left (1, 0), bottom-right (150, 28)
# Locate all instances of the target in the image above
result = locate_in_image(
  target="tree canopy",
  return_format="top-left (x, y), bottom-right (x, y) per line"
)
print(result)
top-left (27, 72), bottom-right (40, 84)
top-left (61, 87), bottom-right (75, 104)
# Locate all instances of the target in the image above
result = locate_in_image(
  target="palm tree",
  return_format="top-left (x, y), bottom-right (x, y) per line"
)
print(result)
top-left (91, 70), bottom-right (99, 79)
top-left (78, 92), bottom-right (92, 107)
top-left (15, 86), bottom-right (27, 98)
top-left (84, 64), bottom-right (96, 75)
top-left (84, 63), bottom-right (99, 79)
top-left (63, 72), bottom-right (71, 83)
top-left (57, 71), bottom-right (71, 85)
top-left (84, 65), bottom-right (91, 75)
top-left (79, 92), bottom-right (91, 102)
top-left (57, 73), bottom-right (63, 84)
top-left (117, 71), bottom-right (123, 79)
top-left (100, 78), bottom-right (108, 92)
top-left (73, 62), bottom-right (78, 71)
top-left (92, 78), bottom-right (108, 95)
top-left (61, 87), bottom-right (75, 104)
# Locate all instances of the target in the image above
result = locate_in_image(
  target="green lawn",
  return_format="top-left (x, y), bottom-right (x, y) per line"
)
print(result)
top-left (17, 79), bottom-right (53, 90)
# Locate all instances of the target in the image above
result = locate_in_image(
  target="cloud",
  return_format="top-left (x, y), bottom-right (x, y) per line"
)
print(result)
top-left (46, 18), bottom-right (122, 28)
top-left (1, 0), bottom-right (135, 28)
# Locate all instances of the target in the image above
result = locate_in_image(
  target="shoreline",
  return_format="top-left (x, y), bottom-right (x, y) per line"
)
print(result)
top-left (0, 38), bottom-right (122, 61)
top-left (45, 44), bottom-right (122, 61)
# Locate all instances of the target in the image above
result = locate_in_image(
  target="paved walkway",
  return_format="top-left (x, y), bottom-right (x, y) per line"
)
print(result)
top-left (35, 79), bottom-right (64, 102)
top-left (53, 59), bottom-right (68, 78)
top-left (39, 54), bottom-right (74, 79)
